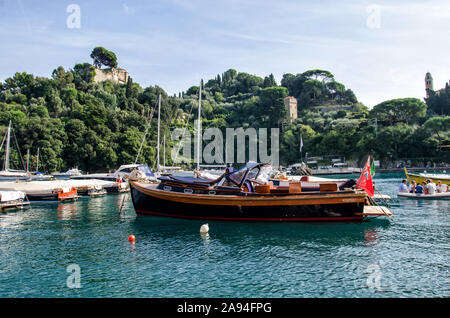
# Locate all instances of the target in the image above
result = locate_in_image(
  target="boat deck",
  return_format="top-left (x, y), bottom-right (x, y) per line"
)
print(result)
top-left (0, 201), bottom-right (30, 212)
top-left (357, 205), bottom-right (393, 217)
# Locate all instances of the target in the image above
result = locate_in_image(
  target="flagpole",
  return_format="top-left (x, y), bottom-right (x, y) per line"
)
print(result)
top-left (299, 134), bottom-right (303, 163)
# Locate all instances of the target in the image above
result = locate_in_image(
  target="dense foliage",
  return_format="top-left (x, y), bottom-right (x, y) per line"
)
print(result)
top-left (0, 51), bottom-right (448, 172)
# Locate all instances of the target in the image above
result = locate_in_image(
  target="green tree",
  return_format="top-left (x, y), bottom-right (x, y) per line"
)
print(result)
top-left (258, 86), bottom-right (288, 128)
top-left (90, 47), bottom-right (118, 69)
top-left (370, 98), bottom-right (427, 126)
top-left (423, 116), bottom-right (450, 145)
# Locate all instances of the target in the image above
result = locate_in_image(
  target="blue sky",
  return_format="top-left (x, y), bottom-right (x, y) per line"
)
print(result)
top-left (1, 0), bottom-right (449, 107)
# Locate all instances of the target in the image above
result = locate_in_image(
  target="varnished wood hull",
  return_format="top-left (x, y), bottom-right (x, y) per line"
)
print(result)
top-left (130, 181), bottom-right (366, 222)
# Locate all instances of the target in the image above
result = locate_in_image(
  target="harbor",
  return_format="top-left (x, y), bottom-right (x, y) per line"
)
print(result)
top-left (0, 172), bottom-right (448, 297)
top-left (1, 0), bottom-right (449, 302)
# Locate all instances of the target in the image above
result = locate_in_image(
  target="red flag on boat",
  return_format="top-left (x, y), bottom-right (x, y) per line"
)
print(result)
top-left (356, 156), bottom-right (374, 197)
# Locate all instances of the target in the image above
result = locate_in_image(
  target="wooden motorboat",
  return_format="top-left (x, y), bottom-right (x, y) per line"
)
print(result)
top-left (130, 162), bottom-right (392, 222)
top-left (398, 192), bottom-right (450, 200)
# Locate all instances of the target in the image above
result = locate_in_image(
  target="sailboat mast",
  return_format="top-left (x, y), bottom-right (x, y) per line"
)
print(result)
top-left (163, 135), bottom-right (166, 168)
top-left (197, 80), bottom-right (202, 171)
top-left (156, 94), bottom-right (161, 171)
top-left (26, 149), bottom-right (30, 173)
top-left (36, 147), bottom-right (39, 172)
top-left (4, 120), bottom-right (11, 171)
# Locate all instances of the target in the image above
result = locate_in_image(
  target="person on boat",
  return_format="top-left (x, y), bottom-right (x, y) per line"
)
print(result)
top-left (436, 181), bottom-right (448, 193)
top-left (398, 179), bottom-right (409, 193)
top-left (436, 181), bottom-right (443, 193)
top-left (415, 182), bottom-right (424, 194)
top-left (409, 180), bottom-right (417, 193)
top-left (425, 179), bottom-right (436, 195)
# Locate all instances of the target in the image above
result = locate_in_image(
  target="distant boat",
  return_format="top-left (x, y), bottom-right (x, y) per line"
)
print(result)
top-left (0, 121), bottom-right (29, 180)
top-left (52, 168), bottom-right (83, 179)
top-left (71, 164), bottom-right (156, 193)
top-left (30, 147), bottom-right (54, 181)
top-left (404, 168), bottom-right (450, 186)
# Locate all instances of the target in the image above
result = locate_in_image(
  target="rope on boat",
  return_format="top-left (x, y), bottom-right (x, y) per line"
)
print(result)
top-left (0, 132), bottom-right (6, 154)
top-left (12, 127), bottom-right (27, 172)
top-left (375, 188), bottom-right (391, 208)
top-left (135, 103), bottom-right (156, 165)
top-left (371, 189), bottom-right (393, 220)
top-left (119, 194), bottom-right (128, 215)
top-left (173, 96), bottom-right (197, 165)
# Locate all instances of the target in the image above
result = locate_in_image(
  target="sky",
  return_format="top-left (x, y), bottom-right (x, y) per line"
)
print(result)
top-left (0, 0), bottom-right (449, 108)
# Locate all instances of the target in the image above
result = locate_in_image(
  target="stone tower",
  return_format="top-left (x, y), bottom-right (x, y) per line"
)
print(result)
top-left (425, 72), bottom-right (434, 97)
top-left (284, 96), bottom-right (298, 123)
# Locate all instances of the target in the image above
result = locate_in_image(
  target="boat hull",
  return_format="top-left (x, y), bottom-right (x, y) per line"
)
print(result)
top-left (398, 192), bottom-right (450, 200)
top-left (130, 182), bottom-right (366, 222)
top-left (404, 170), bottom-right (450, 186)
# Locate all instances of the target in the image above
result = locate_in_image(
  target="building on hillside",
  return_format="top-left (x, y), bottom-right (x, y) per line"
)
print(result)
top-left (94, 67), bottom-right (130, 84)
top-left (284, 96), bottom-right (298, 122)
top-left (425, 72), bottom-right (449, 98)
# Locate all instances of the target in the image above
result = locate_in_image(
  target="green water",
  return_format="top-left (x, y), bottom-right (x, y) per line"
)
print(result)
top-left (0, 173), bottom-right (448, 297)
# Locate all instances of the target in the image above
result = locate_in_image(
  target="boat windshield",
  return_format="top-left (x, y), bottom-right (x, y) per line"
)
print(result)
top-left (246, 167), bottom-right (260, 181)
top-left (226, 162), bottom-right (261, 186)
top-left (137, 165), bottom-right (155, 177)
top-left (228, 168), bottom-right (247, 185)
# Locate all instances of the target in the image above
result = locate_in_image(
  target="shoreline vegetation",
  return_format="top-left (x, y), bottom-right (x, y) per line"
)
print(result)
top-left (0, 48), bottom-right (449, 173)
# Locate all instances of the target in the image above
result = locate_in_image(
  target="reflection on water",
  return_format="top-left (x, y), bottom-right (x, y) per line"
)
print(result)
top-left (57, 202), bottom-right (78, 220)
top-left (364, 229), bottom-right (379, 247)
top-left (132, 215), bottom-right (391, 249)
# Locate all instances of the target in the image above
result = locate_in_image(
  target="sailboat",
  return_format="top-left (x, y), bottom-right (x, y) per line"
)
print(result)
top-left (0, 121), bottom-right (29, 180)
top-left (154, 93), bottom-right (181, 175)
top-left (193, 80), bottom-right (226, 179)
top-left (30, 147), bottom-right (54, 181)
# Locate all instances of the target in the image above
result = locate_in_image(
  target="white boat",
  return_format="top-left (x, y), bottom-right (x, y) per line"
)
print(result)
top-left (0, 190), bottom-right (29, 211)
top-left (52, 168), bottom-right (83, 179)
top-left (397, 192), bottom-right (450, 199)
top-left (71, 164), bottom-right (156, 183)
top-left (0, 121), bottom-right (29, 180)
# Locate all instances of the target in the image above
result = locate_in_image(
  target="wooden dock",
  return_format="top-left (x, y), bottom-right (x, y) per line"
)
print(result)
top-left (0, 201), bottom-right (30, 212)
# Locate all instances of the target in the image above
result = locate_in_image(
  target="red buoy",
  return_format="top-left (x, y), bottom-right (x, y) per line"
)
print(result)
top-left (128, 235), bottom-right (135, 243)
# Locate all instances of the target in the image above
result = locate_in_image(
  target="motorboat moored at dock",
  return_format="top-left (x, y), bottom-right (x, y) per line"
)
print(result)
top-left (0, 190), bottom-right (30, 211)
top-left (130, 162), bottom-right (392, 222)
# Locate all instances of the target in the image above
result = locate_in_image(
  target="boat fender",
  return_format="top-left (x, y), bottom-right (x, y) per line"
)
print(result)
top-left (200, 224), bottom-right (209, 234)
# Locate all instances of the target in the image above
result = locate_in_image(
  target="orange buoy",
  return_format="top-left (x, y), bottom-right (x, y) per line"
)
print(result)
top-left (128, 235), bottom-right (135, 243)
